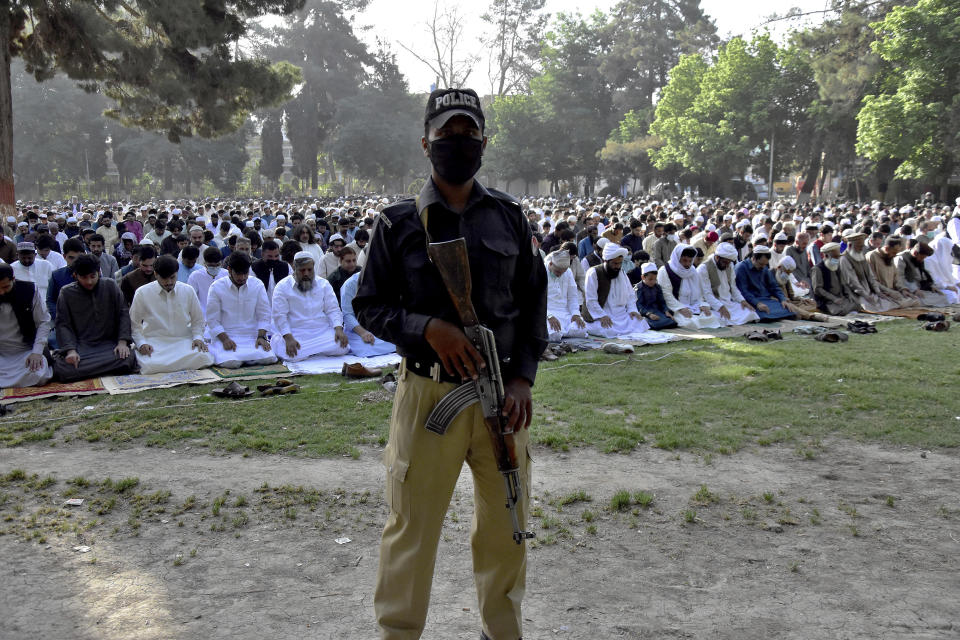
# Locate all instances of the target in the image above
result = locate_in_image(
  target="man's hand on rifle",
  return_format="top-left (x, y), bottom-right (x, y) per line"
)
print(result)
top-left (424, 318), bottom-right (486, 380)
top-left (502, 377), bottom-right (532, 432)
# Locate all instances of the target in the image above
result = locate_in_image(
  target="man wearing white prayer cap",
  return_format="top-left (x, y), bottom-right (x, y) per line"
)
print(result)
top-left (657, 243), bottom-right (722, 329)
top-left (734, 244), bottom-right (796, 321)
top-left (270, 251), bottom-right (349, 361)
top-left (811, 242), bottom-right (860, 315)
top-left (584, 244), bottom-right (673, 342)
top-left (772, 255), bottom-right (831, 322)
top-left (318, 232), bottom-right (345, 279)
top-left (698, 242), bottom-right (760, 327)
top-left (543, 250), bottom-right (587, 342)
top-left (770, 232), bottom-right (790, 269)
top-left (11, 241), bottom-right (53, 303)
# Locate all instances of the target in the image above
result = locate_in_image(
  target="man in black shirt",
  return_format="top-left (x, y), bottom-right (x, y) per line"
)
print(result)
top-left (354, 88), bottom-right (546, 640)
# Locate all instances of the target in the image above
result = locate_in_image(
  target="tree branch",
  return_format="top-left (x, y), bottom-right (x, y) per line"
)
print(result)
top-left (757, 1), bottom-right (888, 27)
top-left (396, 41), bottom-right (444, 85)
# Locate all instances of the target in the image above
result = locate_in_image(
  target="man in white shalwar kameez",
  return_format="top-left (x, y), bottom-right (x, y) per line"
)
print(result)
top-left (11, 242), bottom-right (53, 304)
top-left (129, 256), bottom-right (213, 375)
top-left (927, 235), bottom-right (960, 305)
top-left (0, 265), bottom-right (53, 388)
top-left (947, 213), bottom-right (960, 280)
top-left (271, 252), bottom-right (349, 362)
top-left (187, 246), bottom-right (227, 315)
top-left (697, 242), bottom-right (760, 326)
top-left (340, 271), bottom-right (396, 357)
top-left (205, 252), bottom-right (277, 368)
top-left (658, 243), bottom-right (723, 330)
top-left (544, 250), bottom-right (587, 342)
top-left (585, 243), bottom-right (672, 343)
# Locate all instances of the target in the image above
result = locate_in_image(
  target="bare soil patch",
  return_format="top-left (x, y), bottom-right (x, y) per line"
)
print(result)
top-left (1, 439), bottom-right (958, 639)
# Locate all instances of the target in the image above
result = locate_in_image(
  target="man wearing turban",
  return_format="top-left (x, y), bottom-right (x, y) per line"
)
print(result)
top-left (584, 243), bottom-right (672, 342)
top-left (544, 250), bottom-right (587, 342)
top-left (697, 242), bottom-right (760, 327)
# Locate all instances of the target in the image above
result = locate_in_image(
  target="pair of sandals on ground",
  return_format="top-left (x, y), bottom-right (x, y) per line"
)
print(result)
top-left (916, 312), bottom-right (956, 332)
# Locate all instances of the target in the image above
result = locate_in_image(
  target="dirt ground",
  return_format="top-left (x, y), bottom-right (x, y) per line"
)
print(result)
top-left (1, 435), bottom-right (958, 640)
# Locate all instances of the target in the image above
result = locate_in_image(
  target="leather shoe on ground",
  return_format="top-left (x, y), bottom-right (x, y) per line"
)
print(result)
top-left (342, 362), bottom-right (382, 378)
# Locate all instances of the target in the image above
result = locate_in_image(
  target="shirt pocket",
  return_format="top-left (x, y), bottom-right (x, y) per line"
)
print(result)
top-left (480, 235), bottom-right (520, 291)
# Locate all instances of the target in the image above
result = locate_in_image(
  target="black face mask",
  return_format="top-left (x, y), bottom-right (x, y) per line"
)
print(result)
top-left (428, 136), bottom-right (483, 185)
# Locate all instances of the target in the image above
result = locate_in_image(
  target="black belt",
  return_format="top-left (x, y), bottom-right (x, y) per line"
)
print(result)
top-left (405, 358), bottom-right (463, 384)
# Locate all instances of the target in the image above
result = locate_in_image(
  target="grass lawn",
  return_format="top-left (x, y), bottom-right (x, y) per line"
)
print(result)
top-left (1, 321), bottom-right (957, 456)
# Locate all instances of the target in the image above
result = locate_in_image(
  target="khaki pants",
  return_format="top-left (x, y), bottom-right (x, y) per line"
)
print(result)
top-left (375, 359), bottom-right (530, 640)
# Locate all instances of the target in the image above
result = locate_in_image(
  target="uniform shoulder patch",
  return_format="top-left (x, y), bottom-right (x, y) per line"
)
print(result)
top-left (376, 198), bottom-right (416, 230)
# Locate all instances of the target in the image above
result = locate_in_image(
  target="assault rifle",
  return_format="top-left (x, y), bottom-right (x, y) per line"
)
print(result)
top-left (425, 238), bottom-right (534, 545)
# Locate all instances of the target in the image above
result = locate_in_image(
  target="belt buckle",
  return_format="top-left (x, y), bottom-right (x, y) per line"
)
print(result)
top-left (428, 362), bottom-right (441, 383)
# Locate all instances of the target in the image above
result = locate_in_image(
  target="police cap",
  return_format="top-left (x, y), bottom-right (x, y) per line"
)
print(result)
top-left (424, 88), bottom-right (485, 132)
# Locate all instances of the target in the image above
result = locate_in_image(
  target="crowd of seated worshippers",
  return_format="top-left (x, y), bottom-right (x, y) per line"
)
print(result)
top-left (2, 193), bottom-right (959, 388)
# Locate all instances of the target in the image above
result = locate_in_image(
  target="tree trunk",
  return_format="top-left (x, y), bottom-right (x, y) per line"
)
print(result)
top-left (939, 163), bottom-right (952, 202)
top-left (0, 10), bottom-right (15, 220)
top-left (799, 144), bottom-right (821, 196)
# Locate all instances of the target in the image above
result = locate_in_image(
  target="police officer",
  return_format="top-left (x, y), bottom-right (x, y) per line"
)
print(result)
top-left (353, 88), bottom-right (547, 640)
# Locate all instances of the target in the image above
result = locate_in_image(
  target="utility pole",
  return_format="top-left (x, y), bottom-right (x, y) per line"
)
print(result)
top-left (768, 129), bottom-right (775, 203)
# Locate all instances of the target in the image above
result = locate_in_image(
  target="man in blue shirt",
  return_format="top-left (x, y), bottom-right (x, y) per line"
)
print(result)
top-left (46, 237), bottom-right (86, 321)
top-left (734, 245), bottom-right (795, 322)
top-left (178, 246), bottom-right (202, 283)
top-left (621, 219), bottom-right (645, 254)
top-left (577, 225), bottom-right (598, 260)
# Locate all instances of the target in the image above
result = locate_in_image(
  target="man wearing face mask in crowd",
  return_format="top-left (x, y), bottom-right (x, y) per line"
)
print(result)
top-left (652, 222), bottom-right (678, 268)
top-left (812, 242), bottom-right (860, 315)
top-left (353, 88), bottom-right (547, 640)
top-left (188, 246), bottom-right (228, 315)
top-left (252, 239), bottom-right (288, 300)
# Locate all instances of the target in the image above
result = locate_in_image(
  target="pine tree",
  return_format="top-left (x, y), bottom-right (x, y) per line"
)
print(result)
top-left (258, 0), bottom-right (371, 190)
top-left (1, 1), bottom-right (305, 215)
top-left (258, 111), bottom-right (284, 188)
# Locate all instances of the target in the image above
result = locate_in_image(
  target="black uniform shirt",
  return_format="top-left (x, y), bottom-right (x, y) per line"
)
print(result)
top-left (354, 178), bottom-right (547, 386)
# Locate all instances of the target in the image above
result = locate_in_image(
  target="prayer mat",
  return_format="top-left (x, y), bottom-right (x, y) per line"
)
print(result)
top-left (870, 304), bottom-right (960, 320)
top-left (285, 353), bottom-right (401, 376)
top-left (102, 369), bottom-right (221, 395)
top-left (209, 363), bottom-right (293, 381)
top-left (666, 321), bottom-right (790, 341)
top-left (558, 337), bottom-right (606, 350)
top-left (868, 308), bottom-right (935, 320)
top-left (1, 378), bottom-right (107, 404)
top-left (838, 311), bottom-right (902, 323)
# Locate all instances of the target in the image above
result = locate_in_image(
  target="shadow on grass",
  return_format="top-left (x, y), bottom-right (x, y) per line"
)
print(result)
top-left (1, 322), bottom-right (957, 457)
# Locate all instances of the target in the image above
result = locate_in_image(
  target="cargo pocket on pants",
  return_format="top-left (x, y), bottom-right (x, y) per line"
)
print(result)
top-left (384, 450), bottom-right (411, 520)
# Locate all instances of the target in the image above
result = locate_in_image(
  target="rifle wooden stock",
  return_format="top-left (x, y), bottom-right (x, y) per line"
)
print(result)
top-left (427, 236), bottom-right (533, 543)
top-left (427, 239), bottom-right (480, 328)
